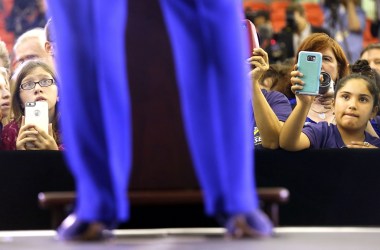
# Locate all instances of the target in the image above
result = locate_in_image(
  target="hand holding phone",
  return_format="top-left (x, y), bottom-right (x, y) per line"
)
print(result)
top-left (248, 48), bottom-right (269, 83)
top-left (295, 51), bottom-right (322, 96)
top-left (16, 102), bottom-right (57, 150)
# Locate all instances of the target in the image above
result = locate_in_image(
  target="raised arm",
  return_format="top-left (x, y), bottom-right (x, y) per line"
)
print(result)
top-left (279, 68), bottom-right (314, 151)
top-left (344, 0), bottom-right (362, 32)
top-left (249, 48), bottom-right (289, 149)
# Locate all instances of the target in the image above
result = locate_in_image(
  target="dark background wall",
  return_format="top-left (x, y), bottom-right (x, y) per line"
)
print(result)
top-left (0, 151), bottom-right (74, 229)
top-left (1, 149), bottom-right (380, 230)
top-left (256, 149), bottom-right (380, 226)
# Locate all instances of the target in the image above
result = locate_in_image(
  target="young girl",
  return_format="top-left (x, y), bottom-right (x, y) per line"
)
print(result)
top-left (280, 66), bottom-right (380, 150)
top-left (0, 60), bottom-right (61, 150)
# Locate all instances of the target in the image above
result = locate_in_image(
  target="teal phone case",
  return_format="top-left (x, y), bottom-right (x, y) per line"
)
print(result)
top-left (296, 51), bottom-right (322, 96)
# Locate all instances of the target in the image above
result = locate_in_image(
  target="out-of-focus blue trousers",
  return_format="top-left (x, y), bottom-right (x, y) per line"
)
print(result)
top-left (48, 0), bottom-right (258, 223)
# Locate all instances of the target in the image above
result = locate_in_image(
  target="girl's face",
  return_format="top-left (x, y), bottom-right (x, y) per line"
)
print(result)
top-left (19, 67), bottom-right (58, 119)
top-left (334, 79), bottom-right (378, 131)
top-left (0, 73), bottom-right (10, 119)
top-left (320, 47), bottom-right (339, 82)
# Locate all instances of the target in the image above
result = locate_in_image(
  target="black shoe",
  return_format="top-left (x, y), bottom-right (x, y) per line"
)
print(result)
top-left (57, 214), bottom-right (114, 241)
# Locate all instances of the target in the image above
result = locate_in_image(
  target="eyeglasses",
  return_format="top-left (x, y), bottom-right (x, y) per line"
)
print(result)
top-left (20, 79), bottom-right (55, 90)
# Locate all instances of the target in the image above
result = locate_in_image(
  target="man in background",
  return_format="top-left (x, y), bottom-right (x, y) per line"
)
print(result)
top-left (12, 28), bottom-right (52, 72)
top-left (361, 43), bottom-right (380, 73)
top-left (276, 3), bottom-right (330, 61)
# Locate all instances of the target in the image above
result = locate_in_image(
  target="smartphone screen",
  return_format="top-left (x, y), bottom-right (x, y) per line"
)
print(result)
top-left (25, 101), bottom-right (49, 133)
top-left (296, 51), bottom-right (322, 95)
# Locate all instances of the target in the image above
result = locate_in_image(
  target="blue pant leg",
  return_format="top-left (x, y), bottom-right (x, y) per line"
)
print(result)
top-left (160, 0), bottom-right (258, 215)
top-left (47, 0), bottom-right (131, 223)
top-left (94, 0), bottom-right (131, 222)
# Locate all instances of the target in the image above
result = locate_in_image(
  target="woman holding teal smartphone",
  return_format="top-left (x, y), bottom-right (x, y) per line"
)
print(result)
top-left (290, 33), bottom-right (350, 124)
top-left (295, 51), bottom-right (322, 96)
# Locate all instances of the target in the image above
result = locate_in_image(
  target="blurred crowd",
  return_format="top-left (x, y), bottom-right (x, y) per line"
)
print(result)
top-left (1, 0), bottom-right (380, 152)
top-left (0, 0), bottom-right (379, 242)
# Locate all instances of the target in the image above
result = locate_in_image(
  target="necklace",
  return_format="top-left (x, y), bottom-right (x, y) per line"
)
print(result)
top-left (318, 112), bottom-right (326, 120)
top-left (310, 108), bottom-right (327, 120)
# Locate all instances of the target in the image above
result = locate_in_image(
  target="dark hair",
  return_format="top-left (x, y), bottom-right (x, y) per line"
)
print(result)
top-left (245, 10), bottom-right (270, 24)
top-left (335, 60), bottom-right (380, 109)
top-left (350, 59), bottom-right (379, 81)
top-left (286, 3), bottom-right (305, 16)
top-left (262, 62), bottom-right (294, 99)
top-left (360, 43), bottom-right (380, 57)
top-left (255, 10), bottom-right (270, 21)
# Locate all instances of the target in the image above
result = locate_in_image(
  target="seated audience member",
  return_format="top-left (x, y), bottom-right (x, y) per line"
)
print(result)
top-left (258, 64), bottom-right (289, 91)
top-left (360, 43), bottom-right (380, 73)
top-left (0, 42), bottom-right (12, 143)
top-left (0, 60), bottom-right (62, 150)
top-left (0, 68), bottom-right (11, 144)
top-left (276, 3), bottom-right (330, 61)
top-left (354, 58), bottom-right (380, 137)
top-left (12, 28), bottom-right (52, 72)
top-left (246, 10), bottom-right (273, 54)
top-left (291, 33), bottom-right (350, 124)
top-left (0, 41), bottom-right (11, 72)
top-left (370, 0), bottom-right (380, 40)
top-left (259, 62), bottom-right (296, 107)
top-left (280, 60), bottom-right (380, 150)
top-left (5, 0), bottom-right (47, 39)
top-left (323, 0), bottom-right (366, 64)
top-left (248, 48), bottom-right (292, 149)
top-left (44, 18), bottom-right (56, 66)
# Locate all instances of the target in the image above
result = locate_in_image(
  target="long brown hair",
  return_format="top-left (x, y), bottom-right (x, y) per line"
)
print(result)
top-left (11, 60), bottom-right (60, 144)
top-left (0, 67), bottom-right (10, 125)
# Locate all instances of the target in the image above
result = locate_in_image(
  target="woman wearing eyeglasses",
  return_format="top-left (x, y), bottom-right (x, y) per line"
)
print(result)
top-left (0, 60), bottom-right (61, 150)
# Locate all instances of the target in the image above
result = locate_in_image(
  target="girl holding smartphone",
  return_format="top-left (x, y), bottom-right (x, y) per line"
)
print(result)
top-left (280, 60), bottom-right (380, 150)
top-left (1, 60), bottom-right (61, 150)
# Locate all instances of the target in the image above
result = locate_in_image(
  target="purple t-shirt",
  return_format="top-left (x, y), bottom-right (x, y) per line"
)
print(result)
top-left (253, 89), bottom-right (292, 147)
top-left (303, 122), bottom-right (380, 149)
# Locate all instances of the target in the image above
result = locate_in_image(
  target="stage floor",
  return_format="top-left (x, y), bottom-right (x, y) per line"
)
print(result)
top-left (1, 227), bottom-right (380, 250)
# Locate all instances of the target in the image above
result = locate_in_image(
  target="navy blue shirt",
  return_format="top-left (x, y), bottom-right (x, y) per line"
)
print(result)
top-left (303, 122), bottom-right (380, 149)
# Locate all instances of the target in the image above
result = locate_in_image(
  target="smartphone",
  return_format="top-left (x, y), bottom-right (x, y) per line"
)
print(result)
top-left (25, 101), bottom-right (49, 133)
top-left (243, 19), bottom-right (260, 57)
top-left (296, 51), bottom-right (322, 95)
